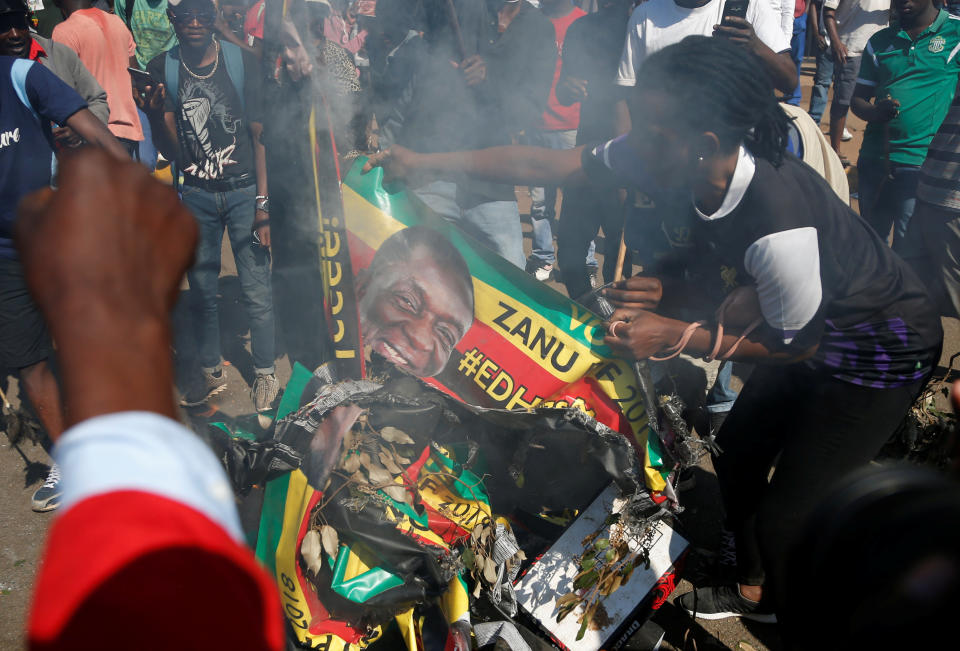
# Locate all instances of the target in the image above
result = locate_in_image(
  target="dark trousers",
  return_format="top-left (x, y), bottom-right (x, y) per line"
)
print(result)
top-left (557, 183), bottom-right (630, 301)
top-left (714, 363), bottom-right (925, 610)
top-left (901, 200), bottom-right (960, 318)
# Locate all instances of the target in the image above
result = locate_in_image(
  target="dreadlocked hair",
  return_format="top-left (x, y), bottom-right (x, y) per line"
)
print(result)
top-left (634, 35), bottom-right (791, 166)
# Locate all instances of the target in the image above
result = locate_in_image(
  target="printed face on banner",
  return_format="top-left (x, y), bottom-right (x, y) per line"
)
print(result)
top-left (355, 227), bottom-right (475, 378)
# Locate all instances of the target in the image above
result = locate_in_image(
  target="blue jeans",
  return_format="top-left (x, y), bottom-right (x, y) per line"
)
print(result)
top-left (526, 129), bottom-right (596, 267)
top-left (136, 107), bottom-right (158, 171)
top-left (856, 157), bottom-right (921, 257)
top-left (648, 358), bottom-right (739, 414)
top-left (707, 361), bottom-right (738, 414)
top-left (182, 184), bottom-right (276, 372)
top-left (413, 180), bottom-right (525, 268)
top-left (808, 43), bottom-right (834, 124)
top-left (786, 15), bottom-right (807, 106)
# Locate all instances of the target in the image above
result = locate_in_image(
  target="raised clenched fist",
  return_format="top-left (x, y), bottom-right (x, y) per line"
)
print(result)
top-left (15, 149), bottom-right (198, 424)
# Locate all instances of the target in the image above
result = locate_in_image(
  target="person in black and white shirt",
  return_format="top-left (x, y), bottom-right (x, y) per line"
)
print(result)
top-left (364, 35), bottom-right (942, 627)
top-left (141, 0), bottom-right (279, 413)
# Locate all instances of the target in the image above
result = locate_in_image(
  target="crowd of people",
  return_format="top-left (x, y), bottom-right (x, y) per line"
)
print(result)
top-left (3, 0), bottom-right (960, 647)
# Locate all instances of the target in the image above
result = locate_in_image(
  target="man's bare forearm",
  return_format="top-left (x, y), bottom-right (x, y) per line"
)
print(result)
top-left (54, 307), bottom-right (177, 428)
top-left (66, 109), bottom-right (129, 160)
top-left (824, 12), bottom-right (842, 54)
top-left (614, 97), bottom-right (631, 136)
top-left (251, 122), bottom-right (268, 196)
top-left (148, 112), bottom-right (178, 162)
top-left (756, 45), bottom-right (799, 94)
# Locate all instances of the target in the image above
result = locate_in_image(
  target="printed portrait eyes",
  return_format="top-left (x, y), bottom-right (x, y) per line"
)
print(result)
top-left (435, 325), bottom-right (457, 350)
top-left (391, 288), bottom-right (421, 314)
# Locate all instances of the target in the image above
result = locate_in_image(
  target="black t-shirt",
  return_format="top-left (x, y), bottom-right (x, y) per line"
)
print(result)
top-left (147, 44), bottom-right (261, 182)
top-left (583, 138), bottom-right (943, 388)
top-left (560, 10), bottom-right (630, 145)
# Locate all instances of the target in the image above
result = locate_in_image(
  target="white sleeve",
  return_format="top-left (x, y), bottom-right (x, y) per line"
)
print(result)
top-left (779, 0), bottom-right (795, 43)
top-left (748, 0), bottom-right (793, 53)
top-left (54, 411), bottom-right (244, 541)
top-left (615, 8), bottom-right (643, 87)
top-left (743, 227), bottom-right (823, 344)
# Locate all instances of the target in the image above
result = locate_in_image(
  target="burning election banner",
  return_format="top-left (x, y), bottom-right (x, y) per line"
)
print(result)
top-left (245, 156), bottom-right (682, 649)
top-left (319, 158), bottom-right (670, 489)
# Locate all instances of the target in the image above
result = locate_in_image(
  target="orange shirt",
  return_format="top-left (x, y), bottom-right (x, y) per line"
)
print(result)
top-left (53, 8), bottom-right (143, 141)
top-left (538, 7), bottom-right (586, 132)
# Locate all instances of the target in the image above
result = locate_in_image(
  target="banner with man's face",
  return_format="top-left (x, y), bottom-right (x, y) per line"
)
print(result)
top-left (251, 154), bottom-right (679, 649)
top-left (332, 160), bottom-right (669, 488)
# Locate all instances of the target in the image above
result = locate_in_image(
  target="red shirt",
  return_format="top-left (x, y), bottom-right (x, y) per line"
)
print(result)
top-left (538, 7), bottom-right (587, 132)
top-left (244, 0), bottom-right (265, 47)
top-left (28, 38), bottom-right (46, 62)
top-left (29, 491), bottom-right (283, 651)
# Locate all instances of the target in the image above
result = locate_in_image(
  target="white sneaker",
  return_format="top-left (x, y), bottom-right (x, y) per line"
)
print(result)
top-left (841, 128), bottom-right (853, 141)
top-left (533, 264), bottom-right (553, 282)
top-left (32, 463), bottom-right (62, 512)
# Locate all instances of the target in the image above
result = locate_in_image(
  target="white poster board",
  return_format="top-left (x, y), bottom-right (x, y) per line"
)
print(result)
top-left (515, 484), bottom-right (688, 650)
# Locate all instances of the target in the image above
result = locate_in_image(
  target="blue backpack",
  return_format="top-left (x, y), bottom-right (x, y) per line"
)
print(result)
top-left (164, 40), bottom-right (245, 110)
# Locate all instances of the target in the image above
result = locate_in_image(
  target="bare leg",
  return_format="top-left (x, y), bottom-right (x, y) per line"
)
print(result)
top-left (20, 360), bottom-right (64, 443)
top-left (739, 583), bottom-right (763, 602)
top-left (829, 103), bottom-right (848, 154)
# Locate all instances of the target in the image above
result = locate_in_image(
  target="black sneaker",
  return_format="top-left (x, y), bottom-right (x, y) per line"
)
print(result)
top-left (179, 368), bottom-right (228, 407)
top-left (525, 260), bottom-right (553, 282)
top-left (678, 585), bottom-right (777, 623)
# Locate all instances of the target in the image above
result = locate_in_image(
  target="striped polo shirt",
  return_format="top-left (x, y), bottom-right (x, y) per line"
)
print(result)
top-left (917, 83), bottom-right (960, 210)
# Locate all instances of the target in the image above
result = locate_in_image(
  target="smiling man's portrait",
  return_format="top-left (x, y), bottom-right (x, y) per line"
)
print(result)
top-left (356, 226), bottom-right (475, 378)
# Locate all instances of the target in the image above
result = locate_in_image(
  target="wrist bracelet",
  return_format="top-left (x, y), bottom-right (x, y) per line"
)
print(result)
top-left (649, 320), bottom-right (705, 361)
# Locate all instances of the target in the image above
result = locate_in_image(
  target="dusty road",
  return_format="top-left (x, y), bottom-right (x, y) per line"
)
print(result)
top-left (2, 57), bottom-right (957, 650)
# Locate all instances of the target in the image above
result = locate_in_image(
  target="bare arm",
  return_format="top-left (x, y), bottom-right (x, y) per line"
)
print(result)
top-left (758, 48), bottom-right (799, 94)
top-left (363, 144), bottom-right (589, 188)
top-left (148, 111), bottom-right (178, 162)
top-left (556, 73), bottom-right (587, 107)
top-left (714, 17), bottom-right (798, 94)
top-left (824, 8), bottom-right (847, 63)
top-left (614, 97), bottom-right (631, 137)
top-left (250, 121), bottom-right (270, 247)
top-left (810, 2), bottom-right (828, 51)
top-left (850, 83), bottom-right (899, 123)
top-left (138, 81), bottom-right (178, 161)
top-left (216, 21), bottom-right (259, 54)
top-left (15, 150), bottom-right (195, 428)
top-left (603, 309), bottom-right (818, 365)
top-left (64, 109), bottom-right (130, 160)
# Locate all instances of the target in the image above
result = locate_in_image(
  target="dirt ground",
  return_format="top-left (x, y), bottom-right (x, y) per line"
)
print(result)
top-left (1, 57), bottom-right (957, 650)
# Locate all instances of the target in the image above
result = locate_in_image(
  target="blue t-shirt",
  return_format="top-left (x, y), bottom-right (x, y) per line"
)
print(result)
top-left (0, 56), bottom-right (86, 259)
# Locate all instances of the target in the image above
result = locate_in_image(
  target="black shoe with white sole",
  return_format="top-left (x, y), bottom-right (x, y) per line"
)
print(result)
top-left (678, 584), bottom-right (777, 623)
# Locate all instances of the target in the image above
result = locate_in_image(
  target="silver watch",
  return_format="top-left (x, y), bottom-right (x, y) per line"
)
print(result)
top-left (255, 196), bottom-right (270, 213)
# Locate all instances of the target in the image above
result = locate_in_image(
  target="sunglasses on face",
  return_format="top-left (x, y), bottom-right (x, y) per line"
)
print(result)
top-left (0, 13), bottom-right (30, 34)
top-left (170, 10), bottom-right (216, 25)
